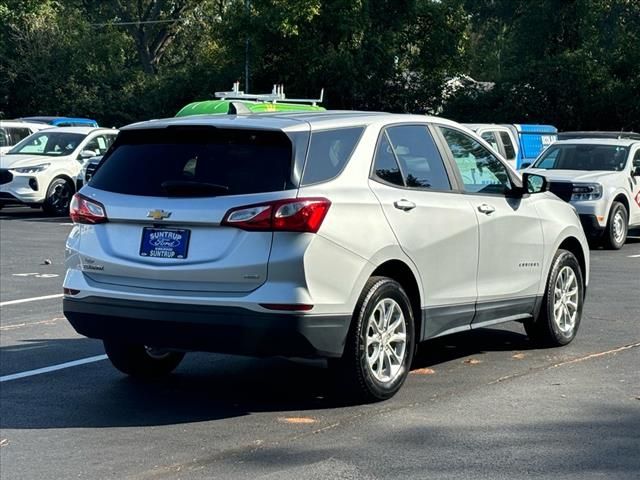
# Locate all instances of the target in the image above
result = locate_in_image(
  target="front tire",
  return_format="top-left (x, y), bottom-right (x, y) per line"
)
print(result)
top-left (603, 201), bottom-right (628, 250)
top-left (525, 249), bottom-right (583, 346)
top-left (103, 340), bottom-right (185, 378)
top-left (42, 177), bottom-right (73, 216)
top-left (332, 277), bottom-right (415, 402)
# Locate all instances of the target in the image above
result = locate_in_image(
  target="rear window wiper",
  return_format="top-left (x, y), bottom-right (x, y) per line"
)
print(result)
top-left (160, 180), bottom-right (230, 197)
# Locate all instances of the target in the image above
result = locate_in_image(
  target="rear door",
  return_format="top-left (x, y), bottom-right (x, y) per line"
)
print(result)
top-left (436, 125), bottom-right (544, 324)
top-left (368, 124), bottom-right (479, 339)
top-left (82, 126), bottom-right (301, 293)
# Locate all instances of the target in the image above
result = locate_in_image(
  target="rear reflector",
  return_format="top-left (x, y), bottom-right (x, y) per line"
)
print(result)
top-left (260, 303), bottom-right (314, 311)
top-left (222, 198), bottom-right (330, 233)
top-left (70, 193), bottom-right (108, 224)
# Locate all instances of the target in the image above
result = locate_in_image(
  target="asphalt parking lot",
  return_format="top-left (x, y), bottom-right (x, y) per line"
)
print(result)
top-left (1, 206), bottom-right (639, 480)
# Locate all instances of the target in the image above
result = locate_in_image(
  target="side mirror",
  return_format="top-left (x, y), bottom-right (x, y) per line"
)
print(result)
top-left (632, 166), bottom-right (640, 177)
top-left (520, 162), bottom-right (532, 169)
top-left (79, 150), bottom-right (96, 159)
top-left (522, 172), bottom-right (548, 194)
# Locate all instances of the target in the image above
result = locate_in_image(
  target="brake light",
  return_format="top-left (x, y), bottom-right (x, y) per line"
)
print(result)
top-left (222, 198), bottom-right (331, 233)
top-left (69, 193), bottom-right (108, 224)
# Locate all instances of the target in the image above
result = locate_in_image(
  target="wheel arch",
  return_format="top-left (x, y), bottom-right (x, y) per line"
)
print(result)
top-left (557, 236), bottom-right (587, 289)
top-left (612, 193), bottom-right (630, 219)
top-left (371, 259), bottom-right (423, 340)
top-left (48, 174), bottom-right (77, 193)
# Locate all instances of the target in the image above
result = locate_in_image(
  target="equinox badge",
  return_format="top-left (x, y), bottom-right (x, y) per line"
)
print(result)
top-left (147, 209), bottom-right (172, 221)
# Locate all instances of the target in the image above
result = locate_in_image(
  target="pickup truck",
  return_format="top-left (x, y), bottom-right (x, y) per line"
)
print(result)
top-left (523, 137), bottom-right (640, 249)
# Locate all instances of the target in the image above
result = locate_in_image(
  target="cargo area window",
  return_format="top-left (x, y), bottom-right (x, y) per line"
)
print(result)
top-left (89, 127), bottom-right (295, 197)
top-left (301, 127), bottom-right (364, 185)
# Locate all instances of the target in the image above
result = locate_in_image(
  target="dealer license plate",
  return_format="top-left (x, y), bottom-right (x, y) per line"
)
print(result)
top-left (139, 227), bottom-right (190, 259)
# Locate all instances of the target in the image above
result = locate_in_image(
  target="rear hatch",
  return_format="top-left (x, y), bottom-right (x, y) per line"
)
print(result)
top-left (80, 126), bottom-right (300, 293)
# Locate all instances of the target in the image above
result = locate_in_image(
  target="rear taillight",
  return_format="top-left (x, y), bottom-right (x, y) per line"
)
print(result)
top-left (222, 197), bottom-right (331, 233)
top-left (69, 193), bottom-right (108, 224)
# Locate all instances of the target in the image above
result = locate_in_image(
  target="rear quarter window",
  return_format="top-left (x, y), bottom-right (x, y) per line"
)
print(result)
top-left (90, 127), bottom-right (295, 197)
top-left (301, 127), bottom-right (364, 185)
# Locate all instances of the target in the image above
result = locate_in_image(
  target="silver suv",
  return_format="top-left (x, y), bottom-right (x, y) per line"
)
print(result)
top-left (63, 112), bottom-right (590, 401)
top-left (524, 138), bottom-right (640, 249)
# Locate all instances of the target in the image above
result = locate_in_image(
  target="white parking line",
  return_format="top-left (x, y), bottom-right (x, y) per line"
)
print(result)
top-left (0, 355), bottom-right (107, 383)
top-left (0, 294), bottom-right (63, 307)
top-left (627, 254), bottom-right (640, 258)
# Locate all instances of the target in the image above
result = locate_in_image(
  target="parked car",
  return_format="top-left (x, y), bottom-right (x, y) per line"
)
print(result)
top-left (523, 138), bottom-right (640, 249)
top-left (63, 112), bottom-right (589, 402)
top-left (0, 120), bottom-right (50, 154)
top-left (0, 127), bottom-right (118, 215)
top-left (467, 124), bottom-right (558, 168)
top-left (464, 123), bottom-right (519, 169)
top-left (76, 155), bottom-right (103, 191)
top-left (19, 116), bottom-right (99, 127)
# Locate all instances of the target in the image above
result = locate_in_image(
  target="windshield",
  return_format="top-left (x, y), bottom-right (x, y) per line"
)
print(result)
top-left (7, 131), bottom-right (85, 156)
top-left (533, 144), bottom-right (629, 171)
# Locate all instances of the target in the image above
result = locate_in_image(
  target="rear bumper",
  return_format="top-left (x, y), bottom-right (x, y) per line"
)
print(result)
top-left (64, 296), bottom-right (350, 358)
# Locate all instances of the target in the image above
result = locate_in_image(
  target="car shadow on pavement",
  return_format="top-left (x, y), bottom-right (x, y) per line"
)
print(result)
top-left (0, 327), bottom-right (539, 430)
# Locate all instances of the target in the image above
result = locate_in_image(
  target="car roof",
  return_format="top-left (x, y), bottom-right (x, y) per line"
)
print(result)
top-left (35, 126), bottom-right (117, 135)
top-left (463, 123), bottom-right (509, 131)
top-left (0, 120), bottom-right (50, 129)
top-left (122, 111), bottom-right (462, 132)
top-left (553, 138), bottom-right (640, 147)
top-left (21, 116), bottom-right (97, 124)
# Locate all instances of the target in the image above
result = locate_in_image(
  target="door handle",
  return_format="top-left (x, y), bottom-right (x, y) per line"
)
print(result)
top-left (477, 203), bottom-right (496, 214)
top-left (394, 199), bottom-right (416, 211)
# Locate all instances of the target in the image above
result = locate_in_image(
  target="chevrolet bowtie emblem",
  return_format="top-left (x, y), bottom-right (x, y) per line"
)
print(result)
top-left (147, 209), bottom-right (171, 220)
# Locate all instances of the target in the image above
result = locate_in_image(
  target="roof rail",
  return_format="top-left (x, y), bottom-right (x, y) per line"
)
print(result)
top-left (214, 82), bottom-right (324, 106)
top-left (558, 131), bottom-right (640, 141)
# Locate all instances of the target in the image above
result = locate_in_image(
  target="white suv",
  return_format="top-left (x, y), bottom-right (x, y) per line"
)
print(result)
top-left (524, 138), bottom-right (640, 249)
top-left (63, 112), bottom-right (589, 401)
top-left (0, 127), bottom-right (118, 215)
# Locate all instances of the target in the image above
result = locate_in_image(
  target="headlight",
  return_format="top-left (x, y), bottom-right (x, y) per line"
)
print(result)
top-left (10, 163), bottom-right (51, 174)
top-left (571, 183), bottom-right (602, 201)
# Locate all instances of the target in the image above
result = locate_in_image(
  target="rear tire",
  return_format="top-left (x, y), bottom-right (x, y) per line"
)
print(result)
top-left (524, 249), bottom-right (583, 347)
top-left (42, 177), bottom-right (73, 216)
top-left (603, 202), bottom-right (627, 250)
top-left (103, 340), bottom-right (185, 378)
top-left (331, 276), bottom-right (415, 403)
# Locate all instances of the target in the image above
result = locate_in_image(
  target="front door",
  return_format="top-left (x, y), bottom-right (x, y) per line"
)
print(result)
top-left (437, 126), bottom-right (545, 326)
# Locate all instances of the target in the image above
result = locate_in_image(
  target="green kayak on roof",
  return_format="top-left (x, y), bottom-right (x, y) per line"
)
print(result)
top-left (175, 83), bottom-right (325, 117)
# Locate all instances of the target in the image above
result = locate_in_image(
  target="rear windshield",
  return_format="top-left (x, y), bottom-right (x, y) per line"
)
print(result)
top-left (90, 127), bottom-right (294, 197)
top-left (533, 144), bottom-right (629, 171)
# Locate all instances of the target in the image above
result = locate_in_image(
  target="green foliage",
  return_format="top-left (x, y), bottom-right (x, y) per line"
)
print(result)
top-left (0, 0), bottom-right (637, 130)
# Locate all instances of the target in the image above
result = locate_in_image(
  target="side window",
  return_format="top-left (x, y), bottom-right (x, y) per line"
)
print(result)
top-left (9, 128), bottom-right (32, 144)
top-left (440, 127), bottom-right (512, 194)
top-left (84, 135), bottom-right (114, 156)
top-left (633, 150), bottom-right (640, 169)
top-left (373, 133), bottom-right (404, 186)
top-left (385, 125), bottom-right (451, 190)
top-left (536, 148), bottom-right (560, 169)
top-left (480, 131), bottom-right (500, 152)
top-left (499, 131), bottom-right (516, 161)
top-left (0, 129), bottom-right (8, 147)
top-left (301, 127), bottom-right (363, 185)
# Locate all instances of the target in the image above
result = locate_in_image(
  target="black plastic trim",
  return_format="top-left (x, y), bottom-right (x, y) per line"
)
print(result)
top-left (64, 296), bottom-right (350, 358)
